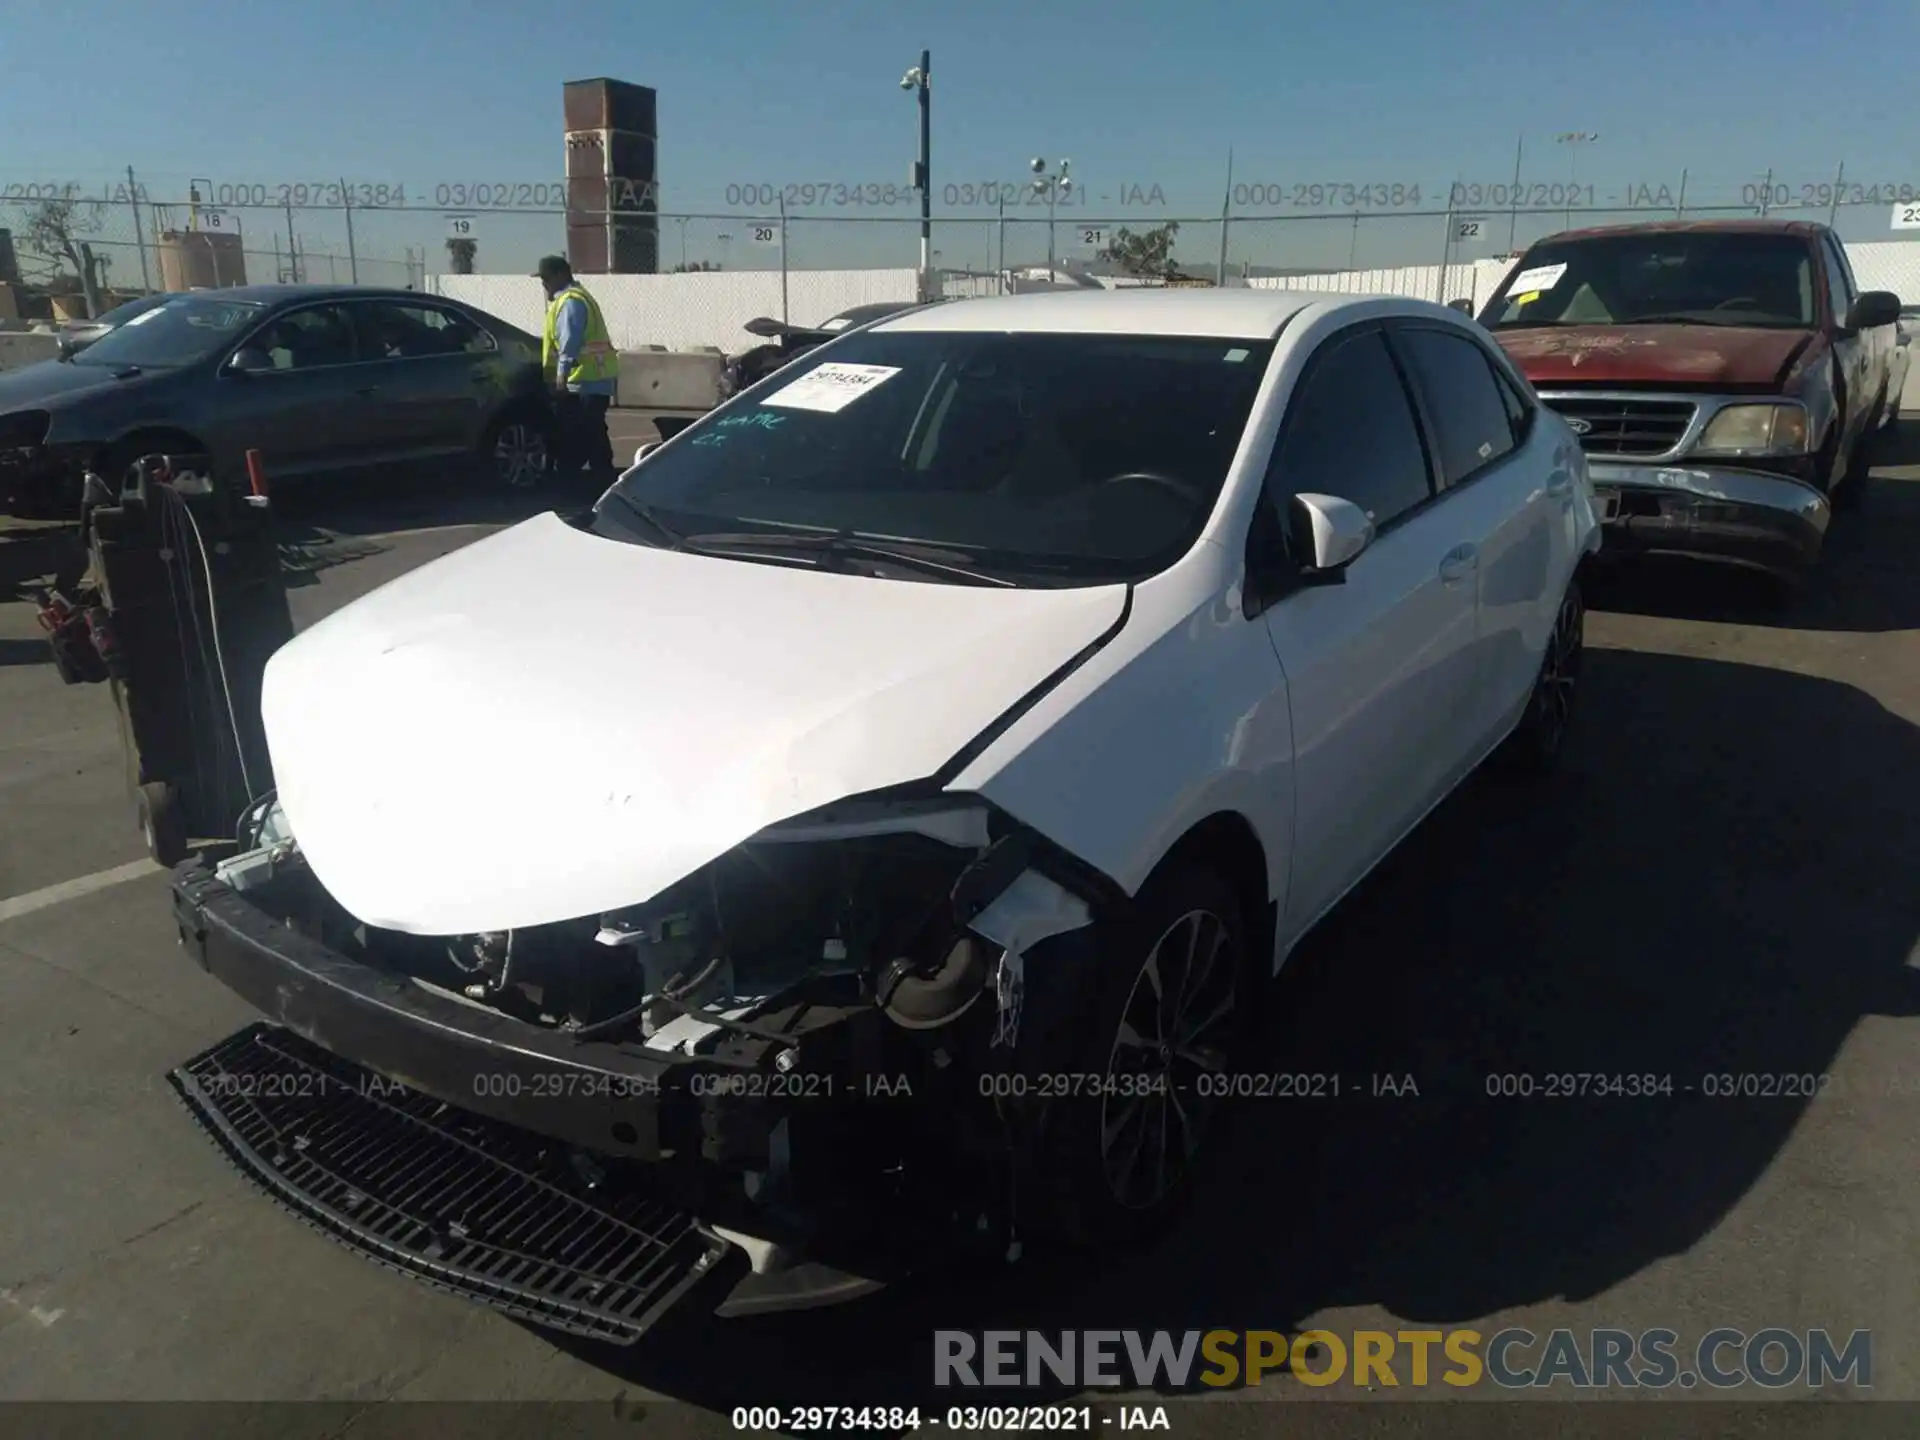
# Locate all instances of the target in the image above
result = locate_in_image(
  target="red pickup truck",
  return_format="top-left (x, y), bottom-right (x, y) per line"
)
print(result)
top-left (1477, 219), bottom-right (1902, 585)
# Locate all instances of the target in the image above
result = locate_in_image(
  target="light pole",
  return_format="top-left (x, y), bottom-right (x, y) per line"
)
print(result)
top-left (676, 216), bottom-right (689, 270)
top-left (717, 232), bottom-right (732, 269)
top-left (1029, 158), bottom-right (1073, 274)
top-left (1555, 131), bottom-right (1598, 227)
top-left (901, 52), bottom-right (931, 301)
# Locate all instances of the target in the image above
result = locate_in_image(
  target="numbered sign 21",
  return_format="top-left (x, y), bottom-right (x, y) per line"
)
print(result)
top-left (750, 223), bottom-right (781, 246)
top-left (1078, 227), bottom-right (1106, 251)
top-left (446, 214), bottom-right (476, 240)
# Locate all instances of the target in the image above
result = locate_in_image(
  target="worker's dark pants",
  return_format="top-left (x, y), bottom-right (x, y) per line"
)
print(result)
top-left (551, 391), bottom-right (616, 485)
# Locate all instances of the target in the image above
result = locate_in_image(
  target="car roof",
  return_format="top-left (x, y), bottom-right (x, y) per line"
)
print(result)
top-left (867, 287), bottom-right (1357, 340)
top-left (1533, 218), bottom-right (1825, 245)
top-left (160, 283), bottom-right (445, 307)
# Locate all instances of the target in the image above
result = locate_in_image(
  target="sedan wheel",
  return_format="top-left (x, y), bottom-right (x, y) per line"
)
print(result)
top-left (1496, 580), bottom-right (1583, 774)
top-left (1100, 907), bottom-right (1239, 1211)
top-left (491, 420), bottom-right (549, 489)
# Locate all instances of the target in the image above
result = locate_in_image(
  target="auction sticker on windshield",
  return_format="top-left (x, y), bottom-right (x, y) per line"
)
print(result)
top-left (761, 362), bottom-right (902, 413)
top-left (1506, 262), bottom-right (1568, 296)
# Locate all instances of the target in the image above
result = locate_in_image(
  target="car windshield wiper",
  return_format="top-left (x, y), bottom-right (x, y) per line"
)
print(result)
top-left (1617, 314), bottom-right (1771, 327)
top-left (678, 530), bottom-right (1018, 587)
top-left (599, 491), bottom-right (685, 549)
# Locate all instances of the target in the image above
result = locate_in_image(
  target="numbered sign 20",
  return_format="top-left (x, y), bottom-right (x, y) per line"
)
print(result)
top-left (750, 224), bottom-right (781, 246)
top-left (446, 214), bottom-right (476, 240)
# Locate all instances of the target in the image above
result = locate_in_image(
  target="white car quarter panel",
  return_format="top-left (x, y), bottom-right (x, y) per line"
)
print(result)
top-left (951, 542), bottom-right (1296, 920)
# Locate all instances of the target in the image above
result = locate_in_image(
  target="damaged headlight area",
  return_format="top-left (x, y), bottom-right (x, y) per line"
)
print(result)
top-left (222, 789), bottom-right (1100, 1090)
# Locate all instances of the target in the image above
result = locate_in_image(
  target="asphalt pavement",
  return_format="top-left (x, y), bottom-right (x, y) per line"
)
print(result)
top-left (1, 419), bottom-right (1917, 1436)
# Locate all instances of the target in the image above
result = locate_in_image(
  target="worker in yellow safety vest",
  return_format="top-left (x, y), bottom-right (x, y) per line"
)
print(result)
top-left (535, 254), bottom-right (619, 486)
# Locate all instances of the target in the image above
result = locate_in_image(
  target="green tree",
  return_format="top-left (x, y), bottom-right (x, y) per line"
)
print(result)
top-left (23, 197), bottom-right (107, 315)
top-left (671, 260), bottom-right (722, 273)
top-left (444, 236), bottom-right (478, 275)
top-left (1098, 221), bottom-right (1182, 280)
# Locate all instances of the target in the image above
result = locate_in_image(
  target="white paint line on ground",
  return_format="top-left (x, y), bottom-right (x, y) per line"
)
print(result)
top-left (0, 858), bottom-right (164, 926)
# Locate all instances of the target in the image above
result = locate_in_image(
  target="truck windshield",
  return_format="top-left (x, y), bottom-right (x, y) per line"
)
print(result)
top-left (1485, 233), bottom-right (1816, 331)
top-left (73, 297), bottom-right (267, 368)
top-left (596, 328), bottom-right (1275, 586)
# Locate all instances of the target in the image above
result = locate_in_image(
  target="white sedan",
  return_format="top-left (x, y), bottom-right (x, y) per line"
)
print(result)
top-left (182, 288), bottom-right (1600, 1315)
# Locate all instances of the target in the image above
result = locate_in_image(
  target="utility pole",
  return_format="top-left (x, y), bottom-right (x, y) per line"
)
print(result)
top-left (285, 203), bottom-right (299, 282)
top-left (1826, 159), bottom-right (1846, 227)
top-left (126, 165), bottom-right (152, 293)
top-left (902, 52), bottom-right (932, 302)
top-left (1506, 134), bottom-right (1524, 251)
top-left (1217, 148), bottom-right (1233, 285)
top-left (338, 176), bottom-right (359, 283)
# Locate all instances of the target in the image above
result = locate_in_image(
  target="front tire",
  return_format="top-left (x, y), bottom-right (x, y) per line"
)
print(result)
top-left (1013, 864), bottom-right (1251, 1248)
top-left (1494, 579), bottom-right (1583, 775)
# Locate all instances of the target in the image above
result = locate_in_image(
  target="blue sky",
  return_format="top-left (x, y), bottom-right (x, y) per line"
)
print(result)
top-left (2, 0), bottom-right (1916, 278)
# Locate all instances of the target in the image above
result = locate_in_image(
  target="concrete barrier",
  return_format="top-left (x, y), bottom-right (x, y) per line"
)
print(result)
top-left (0, 332), bottom-right (60, 372)
top-left (617, 349), bottom-right (721, 411)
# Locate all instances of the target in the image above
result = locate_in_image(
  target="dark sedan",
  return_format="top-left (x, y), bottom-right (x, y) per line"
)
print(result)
top-left (1, 284), bottom-right (554, 515)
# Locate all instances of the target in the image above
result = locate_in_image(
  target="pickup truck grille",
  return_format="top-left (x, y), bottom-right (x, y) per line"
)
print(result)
top-left (1541, 396), bottom-right (1698, 458)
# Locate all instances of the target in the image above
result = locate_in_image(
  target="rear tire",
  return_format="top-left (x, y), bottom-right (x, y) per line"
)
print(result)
top-left (482, 408), bottom-right (551, 491)
top-left (1493, 579), bottom-right (1583, 776)
top-left (1012, 863), bottom-right (1252, 1249)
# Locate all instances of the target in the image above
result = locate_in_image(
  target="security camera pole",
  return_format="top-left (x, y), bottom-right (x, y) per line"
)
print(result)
top-left (902, 52), bottom-right (932, 302)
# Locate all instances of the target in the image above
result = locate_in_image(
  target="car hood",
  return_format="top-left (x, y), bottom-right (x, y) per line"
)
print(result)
top-left (0, 358), bottom-right (132, 408)
top-left (1490, 325), bottom-right (1813, 387)
top-left (262, 511), bottom-right (1129, 935)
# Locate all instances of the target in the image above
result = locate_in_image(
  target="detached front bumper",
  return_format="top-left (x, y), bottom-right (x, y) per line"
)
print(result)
top-left (1586, 461), bottom-right (1829, 580)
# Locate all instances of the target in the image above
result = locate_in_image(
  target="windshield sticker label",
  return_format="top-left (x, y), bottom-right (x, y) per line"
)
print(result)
top-left (1506, 262), bottom-right (1567, 296)
top-left (821, 317), bottom-right (852, 331)
top-left (1513, 291), bottom-right (1541, 306)
top-left (123, 308), bottom-right (165, 326)
top-left (1224, 347), bottom-right (1250, 362)
top-left (761, 362), bottom-right (902, 413)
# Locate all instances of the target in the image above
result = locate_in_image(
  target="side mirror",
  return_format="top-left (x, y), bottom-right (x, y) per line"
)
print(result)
top-left (227, 346), bottom-right (273, 375)
top-left (742, 316), bottom-right (785, 339)
top-left (1446, 298), bottom-right (1474, 314)
top-left (1845, 291), bottom-right (1901, 331)
top-left (1287, 493), bottom-right (1374, 582)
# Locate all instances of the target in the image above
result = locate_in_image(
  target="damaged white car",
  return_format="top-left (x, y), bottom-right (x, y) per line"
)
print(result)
top-left (169, 288), bottom-right (1599, 1339)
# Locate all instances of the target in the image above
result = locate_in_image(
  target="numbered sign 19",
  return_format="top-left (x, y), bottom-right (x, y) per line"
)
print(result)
top-left (200, 208), bottom-right (238, 234)
top-left (750, 223), bottom-right (781, 247)
top-left (446, 214), bottom-right (476, 240)
top-left (1893, 201), bottom-right (1920, 231)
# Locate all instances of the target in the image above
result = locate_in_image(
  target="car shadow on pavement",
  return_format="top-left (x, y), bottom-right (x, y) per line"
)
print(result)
top-left (544, 645), bottom-right (1920, 1413)
top-left (0, 637), bottom-right (49, 666)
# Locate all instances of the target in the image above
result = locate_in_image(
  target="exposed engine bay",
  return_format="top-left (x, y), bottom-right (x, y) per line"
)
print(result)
top-left (202, 789), bottom-right (1107, 1249)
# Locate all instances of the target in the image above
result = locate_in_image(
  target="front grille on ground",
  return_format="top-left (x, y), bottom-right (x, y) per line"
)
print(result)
top-left (1543, 396), bottom-right (1698, 458)
top-left (170, 1023), bottom-right (729, 1344)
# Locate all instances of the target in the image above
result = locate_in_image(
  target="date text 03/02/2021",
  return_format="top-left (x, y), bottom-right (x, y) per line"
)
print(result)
top-left (730, 1406), bottom-right (1165, 1432)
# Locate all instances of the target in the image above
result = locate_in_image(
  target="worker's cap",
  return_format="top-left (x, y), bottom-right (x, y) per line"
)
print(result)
top-left (533, 255), bottom-right (572, 281)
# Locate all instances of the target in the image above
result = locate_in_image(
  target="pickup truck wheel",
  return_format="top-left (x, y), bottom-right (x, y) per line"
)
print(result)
top-left (1493, 580), bottom-right (1583, 776)
top-left (1014, 864), bottom-right (1250, 1249)
top-left (136, 781), bottom-right (187, 867)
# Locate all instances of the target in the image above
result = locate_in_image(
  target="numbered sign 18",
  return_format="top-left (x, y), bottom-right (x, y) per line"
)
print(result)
top-left (446, 215), bottom-right (476, 240)
top-left (1893, 201), bottom-right (1920, 231)
top-left (750, 224), bottom-right (781, 246)
top-left (201, 209), bottom-right (238, 234)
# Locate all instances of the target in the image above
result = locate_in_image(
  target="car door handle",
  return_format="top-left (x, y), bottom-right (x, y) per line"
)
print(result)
top-left (1438, 544), bottom-right (1479, 585)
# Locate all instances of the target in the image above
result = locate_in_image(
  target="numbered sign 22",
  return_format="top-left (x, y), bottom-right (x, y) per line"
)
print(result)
top-left (446, 214), bottom-right (476, 240)
top-left (1455, 219), bottom-right (1484, 240)
top-left (750, 224), bottom-right (781, 246)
